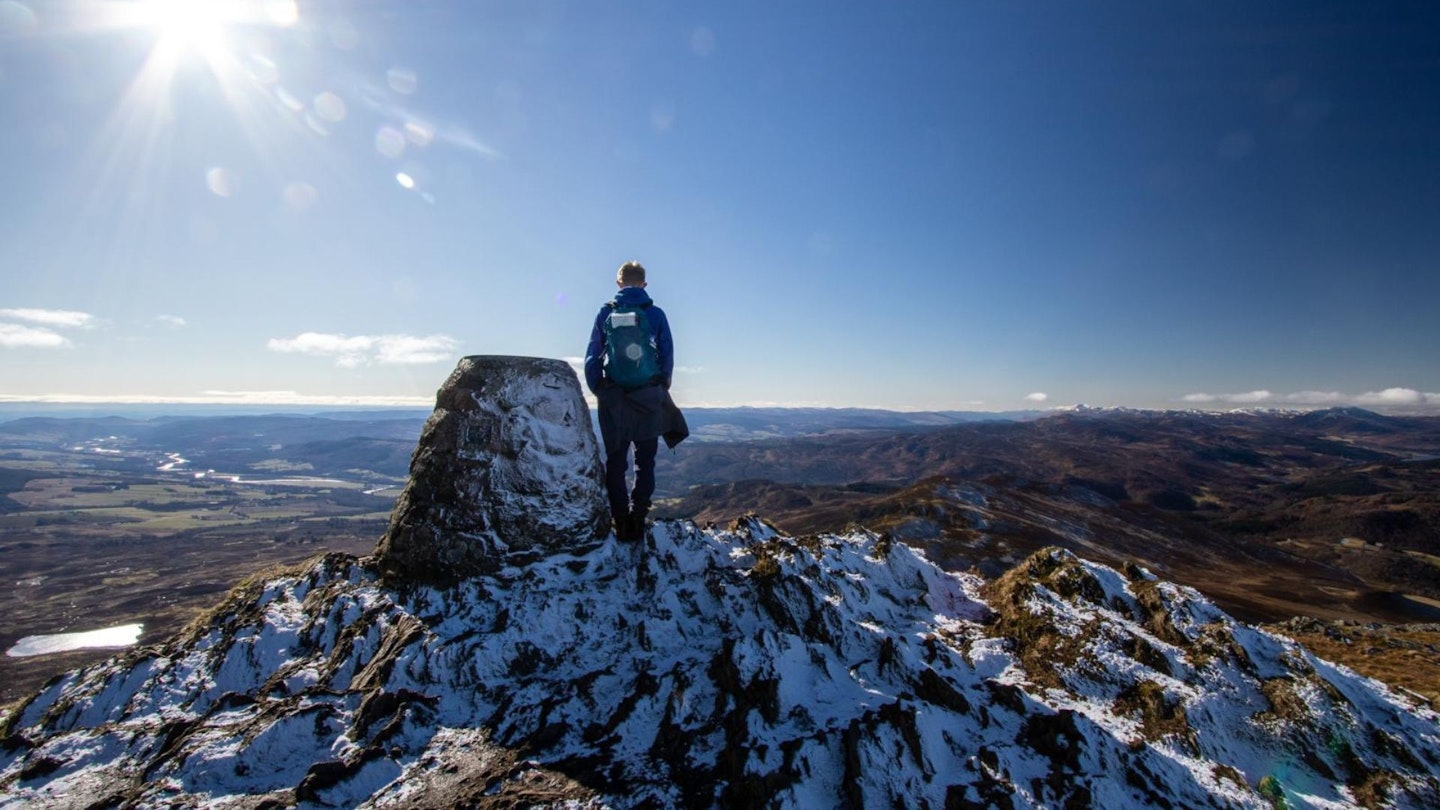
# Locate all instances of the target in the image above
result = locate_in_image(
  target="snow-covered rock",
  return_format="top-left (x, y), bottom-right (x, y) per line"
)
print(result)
top-left (2, 530), bottom-right (1437, 808)
top-left (374, 355), bottom-right (609, 584)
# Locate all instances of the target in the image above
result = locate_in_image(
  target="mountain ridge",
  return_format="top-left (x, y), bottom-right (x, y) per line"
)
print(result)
top-left (4, 524), bottom-right (1437, 808)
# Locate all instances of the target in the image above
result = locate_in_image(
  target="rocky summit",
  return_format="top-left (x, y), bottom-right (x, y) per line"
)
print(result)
top-left (375, 355), bottom-right (610, 585)
top-left (1, 358), bottom-right (1439, 809)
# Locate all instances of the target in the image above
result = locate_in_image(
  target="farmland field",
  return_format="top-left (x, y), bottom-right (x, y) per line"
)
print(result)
top-left (0, 444), bottom-right (398, 704)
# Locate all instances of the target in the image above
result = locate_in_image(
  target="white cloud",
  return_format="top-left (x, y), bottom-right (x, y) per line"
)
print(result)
top-left (155, 315), bottom-right (187, 328)
top-left (0, 323), bottom-right (70, 348)
top-left (1181, 390), bottom-right (1272, 404)
top-left (267, 332), bottom-right (459, 367)
top-left (1181, 387), bottom-right (1440, 411)
top-left (1356, 387), bottom-right (1426, 406)
top-left (373, 334), bottom-right (459, 365)
top-left (1025, 392), bottom-right (1048, 403)
top-left (0, 308), bottom-right (96, 329)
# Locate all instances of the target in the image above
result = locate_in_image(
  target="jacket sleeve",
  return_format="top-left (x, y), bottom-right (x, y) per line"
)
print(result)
top-left (652, 307), bottom-right (674, 387)
top-left (583, 308), bottom-right (607, 395)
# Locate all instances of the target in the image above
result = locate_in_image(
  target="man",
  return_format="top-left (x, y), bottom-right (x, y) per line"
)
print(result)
top-left (584, 261), bottom-right (688, 541)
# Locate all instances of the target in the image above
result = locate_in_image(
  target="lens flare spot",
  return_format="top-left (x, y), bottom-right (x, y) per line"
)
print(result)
top-left (314, 91), bottom-right (346, 123)
top-left (404, 120), bottom-right (434, 146)
top-left (283, 181), bottom-right (317, 211)
top-left (395, 172), bottom-right (415, 189)
top-left (375, 126), bottom-right (406, 158)
top-left (275, 86), bottom-right (303, 113)
top-left (387, 66), bottom-right (418, 95)
top-left (206, 167), bottom-right (235, 197)
top-left (249, 53), bottom-right (279, 84)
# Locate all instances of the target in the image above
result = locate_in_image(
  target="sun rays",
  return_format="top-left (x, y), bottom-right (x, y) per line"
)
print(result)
top-left (103, 0), bottom-right (298, 77)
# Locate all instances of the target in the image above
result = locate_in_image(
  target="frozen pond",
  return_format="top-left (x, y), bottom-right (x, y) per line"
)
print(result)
top-left (192, 471), bottom-right (356, 488)
top-left (158, 452), bottom-right (188, 471)
top-left (6, 623), bottom-right (143, 658)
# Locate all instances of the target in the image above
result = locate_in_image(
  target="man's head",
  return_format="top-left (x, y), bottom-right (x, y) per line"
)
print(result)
top-left (616, 261), bottom-right (647, 288)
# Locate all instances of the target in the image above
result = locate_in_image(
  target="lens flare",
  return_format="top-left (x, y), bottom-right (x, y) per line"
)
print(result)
top-left (314, 91), bottom-right (346, 123)
top-left (283, 181), bottom-right (317, 211)
top-left (205, 167), bottom-right (235, 197)
top-left (387, 67), bottom-right (418, 95)
top-left (375, 126), bottom-right (406, 158)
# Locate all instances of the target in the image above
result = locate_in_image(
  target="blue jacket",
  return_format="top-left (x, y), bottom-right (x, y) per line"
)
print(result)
top-left (584, 286), bottom-right (674, 395)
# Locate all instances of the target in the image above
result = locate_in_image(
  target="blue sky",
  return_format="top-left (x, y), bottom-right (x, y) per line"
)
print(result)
top-left (2, 1), bottom-right (1437, 412)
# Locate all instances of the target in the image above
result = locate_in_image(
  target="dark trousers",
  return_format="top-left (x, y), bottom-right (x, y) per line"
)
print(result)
top-left (605, 437), bottom-right (658, 519)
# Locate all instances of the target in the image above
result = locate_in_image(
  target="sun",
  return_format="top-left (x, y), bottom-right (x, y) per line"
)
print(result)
top-left (72, 0), bottom-right (306, 218)
top-left (114, 0), bottom-right (299, 68)
top-left (147, 0), bottom-right (236, 59)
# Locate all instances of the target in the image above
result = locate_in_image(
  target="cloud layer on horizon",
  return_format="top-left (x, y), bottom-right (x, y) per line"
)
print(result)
top-left (1181, 387), bottom-right (1440, 409)
top-left (267, 332), bottom-right (459, 367)
top-left (0, 391), bottom-right (432, 406)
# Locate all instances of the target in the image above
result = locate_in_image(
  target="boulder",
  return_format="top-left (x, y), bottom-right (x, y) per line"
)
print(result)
top-left (374, 356), bottom-right (609, 584)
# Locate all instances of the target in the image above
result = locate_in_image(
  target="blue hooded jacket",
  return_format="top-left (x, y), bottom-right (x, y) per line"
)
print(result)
top-left (584, 286), bottom-right (673, 395)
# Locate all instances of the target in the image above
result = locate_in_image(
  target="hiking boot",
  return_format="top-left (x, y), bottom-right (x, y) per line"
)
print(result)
top-left (626, 509), bottom-right (649, 542)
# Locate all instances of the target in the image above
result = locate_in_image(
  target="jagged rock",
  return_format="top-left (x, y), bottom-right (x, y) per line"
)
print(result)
top-left (374, 355), bottom-right (609, 584)
top-left (3, 533), bottom-right (1439, 809)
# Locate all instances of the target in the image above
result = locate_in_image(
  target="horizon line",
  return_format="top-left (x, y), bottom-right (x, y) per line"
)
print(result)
top-left (1, 395), bottom-right (1436, 417)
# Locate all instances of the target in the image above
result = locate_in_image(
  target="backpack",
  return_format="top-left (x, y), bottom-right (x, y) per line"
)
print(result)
top-left (602, 302), bottom-right (661, 389)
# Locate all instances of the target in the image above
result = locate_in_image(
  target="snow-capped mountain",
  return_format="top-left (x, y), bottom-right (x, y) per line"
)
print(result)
top-left (2, 357), bottom-right (1437, 808)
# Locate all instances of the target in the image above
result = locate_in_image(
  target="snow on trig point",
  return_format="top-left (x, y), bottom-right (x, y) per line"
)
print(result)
top-left (374, 356), bottom-right (610, 585)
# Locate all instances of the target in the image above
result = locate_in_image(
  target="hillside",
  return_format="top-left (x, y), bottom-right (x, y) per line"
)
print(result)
top-left (660, 408), bottom-right (1440, 627)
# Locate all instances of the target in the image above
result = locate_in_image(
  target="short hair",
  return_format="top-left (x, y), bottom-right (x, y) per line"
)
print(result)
top-left (617, 261), bottom-right (646, 286)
